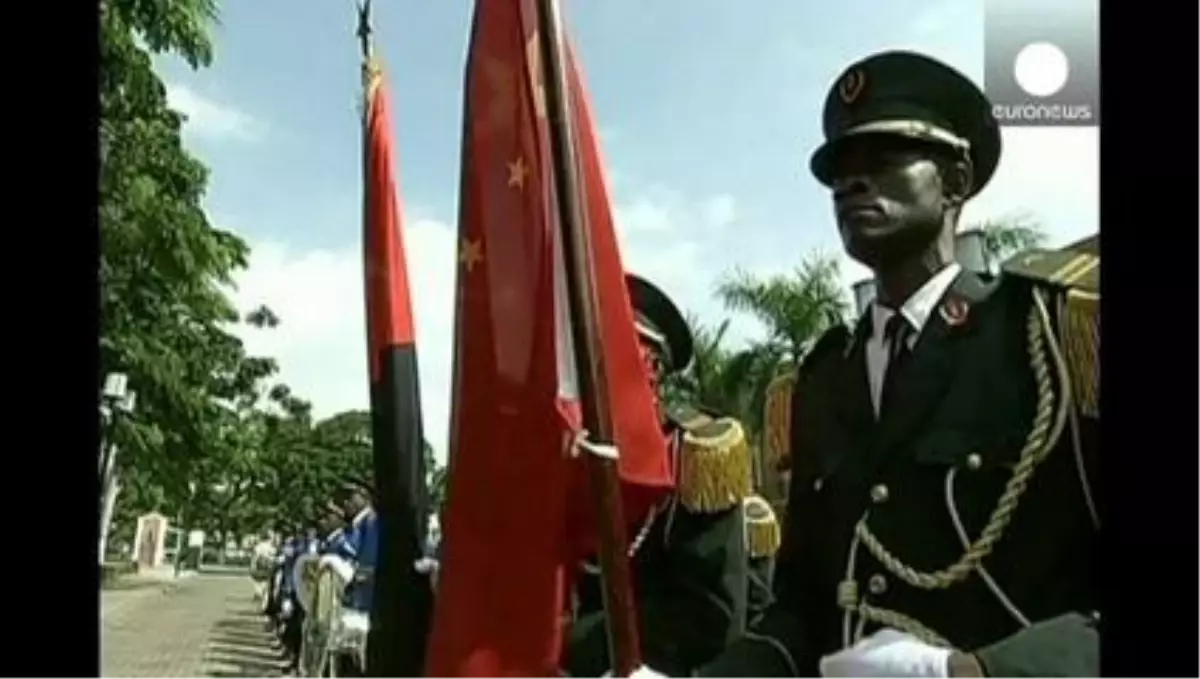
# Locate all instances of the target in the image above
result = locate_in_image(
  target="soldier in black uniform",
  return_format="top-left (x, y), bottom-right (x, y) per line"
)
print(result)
top-left (563, 274), bottom-right (782, 677)
top-left (671, 50), bottom-right (1099, 678)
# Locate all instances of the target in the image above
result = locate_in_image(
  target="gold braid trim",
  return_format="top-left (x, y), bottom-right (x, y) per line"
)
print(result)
top-left (838, 288), bottom-right (1074, 647)
top-left (837, 579), bottom-right (952, 647)
top-left (742, 495), bottom-right (782, 559)
top-left (1061, 290), bottom-right (1099, 418)
top-left (678, 418), bottom-right (753, 513)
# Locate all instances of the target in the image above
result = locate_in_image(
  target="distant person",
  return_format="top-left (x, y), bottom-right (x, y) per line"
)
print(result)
top-left (250, 534), bottom-right (276, 606)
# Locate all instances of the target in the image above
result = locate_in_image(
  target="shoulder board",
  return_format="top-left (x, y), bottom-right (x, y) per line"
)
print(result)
top-left (678, 417), bottom-right (753, 513)
top-left (1001, 246), bottom-right (1099, 295)
top-left (742, 494), bottom-right (781, 559)
top-left (800, 325), bottom-right (850, 378)
top-left (1003, 245), bottom-right (1101, 419)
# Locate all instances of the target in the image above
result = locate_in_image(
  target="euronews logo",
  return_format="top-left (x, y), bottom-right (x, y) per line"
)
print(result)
top-left (984, 0), bottom-right (1099, 127)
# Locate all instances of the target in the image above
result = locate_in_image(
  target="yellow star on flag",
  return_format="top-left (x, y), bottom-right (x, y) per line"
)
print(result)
top-left (459, 238), bottom-right (484, 272)
top-left (507, 156), bottom-right (529, 189)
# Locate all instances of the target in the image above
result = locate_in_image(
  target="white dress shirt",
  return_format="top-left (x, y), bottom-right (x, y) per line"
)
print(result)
top-left (864, 263), bottom-right (962, 416)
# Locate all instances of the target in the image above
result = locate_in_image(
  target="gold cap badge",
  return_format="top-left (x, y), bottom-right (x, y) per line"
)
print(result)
top-left (838, 68), bottom-right (866, 104)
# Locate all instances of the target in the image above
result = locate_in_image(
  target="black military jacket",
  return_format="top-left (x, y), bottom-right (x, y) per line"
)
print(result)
top-left (565, 424), bottom-right (776, 677)
top-left (700, 271), bottom-right (1099, 677)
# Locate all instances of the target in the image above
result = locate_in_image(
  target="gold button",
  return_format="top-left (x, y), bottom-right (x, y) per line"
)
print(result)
top-left (813, 478), bottom-right (824, 492)
top-left (870, 484), bottom-right (889, 504)
top-left (966, 454), bottom-right (983, 470)
top-left (868, 574), bottom-right (888, 595)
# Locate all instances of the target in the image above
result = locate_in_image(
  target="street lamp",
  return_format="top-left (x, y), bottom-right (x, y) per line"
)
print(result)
top-left (955, 227), bottom-right (990, 275)
top-left (851, 278), bottom-right (877, 318)
top-left (99, 373), bottom-right (135, 565)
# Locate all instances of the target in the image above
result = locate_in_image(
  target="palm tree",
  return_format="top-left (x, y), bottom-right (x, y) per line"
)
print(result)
top-left (974, 214), bottom-right (1047, 266)
top-left (713, 254), bottom-right (850, 437)
top-left (662, 315), bottom-right (742, 418)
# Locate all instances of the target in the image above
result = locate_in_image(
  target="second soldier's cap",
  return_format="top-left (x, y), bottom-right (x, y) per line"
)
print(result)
top-left (626, 273), bottom-right (694, 375)
top-left (809, 50), bottom-right (1002, 198)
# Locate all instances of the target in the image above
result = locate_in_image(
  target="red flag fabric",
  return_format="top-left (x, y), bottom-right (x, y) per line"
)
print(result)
top-left (361, 57), bottom-right (433, 676)
top-left (424, 1), bottom-right (672, 676)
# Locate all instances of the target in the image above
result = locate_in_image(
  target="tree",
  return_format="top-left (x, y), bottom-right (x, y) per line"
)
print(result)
top-left (426, 441), bottom-right (449, 517)
top-left (974, 214), bottom-right (1048, 266)
top-left (662, 315), bottom-right (743, 419)
top-left (713, 255), bottom-right (849, 436)
top-left (102, 0), bottom-right (302, 559)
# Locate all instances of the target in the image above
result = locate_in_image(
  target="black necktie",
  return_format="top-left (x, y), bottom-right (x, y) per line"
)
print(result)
top-left (880, 313), bottom-right (912, 414)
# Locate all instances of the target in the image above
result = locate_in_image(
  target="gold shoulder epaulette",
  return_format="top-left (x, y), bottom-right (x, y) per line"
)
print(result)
top-left (742, 494), bottom-right (781, 559)
top-left (1001, 244), bottom-right (1098, 295)
top-left (678, 417), bottom-right (753, 513)
top-left (1003, 240), bottom-right (1100, 418)
top-left (763, 372), bottom-right (796, 473)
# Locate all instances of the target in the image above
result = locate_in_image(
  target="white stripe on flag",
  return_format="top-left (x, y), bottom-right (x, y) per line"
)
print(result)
top-left (553, 226), bottom-right (580, 401)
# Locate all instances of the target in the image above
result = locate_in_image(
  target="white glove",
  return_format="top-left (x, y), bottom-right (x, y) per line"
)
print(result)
top-left (819, 628), bottom-right (951, 678)
top-left (601, 665), bottom-right (668, 678)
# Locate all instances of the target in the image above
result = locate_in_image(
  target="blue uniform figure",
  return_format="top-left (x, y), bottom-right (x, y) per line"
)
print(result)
top-left (343, 506), bottom-right (379, 612)
top-left (321, 526), bottom-right (347, 555)
top-left (278, 535), bottom-right (303, 604)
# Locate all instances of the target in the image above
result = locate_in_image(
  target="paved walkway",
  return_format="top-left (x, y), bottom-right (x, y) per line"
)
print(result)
top-left (102, 571), bottom-right (289, 677)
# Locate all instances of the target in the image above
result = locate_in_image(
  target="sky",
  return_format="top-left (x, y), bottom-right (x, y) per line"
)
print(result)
top-left (156, 0), bottom-right (1098, 463)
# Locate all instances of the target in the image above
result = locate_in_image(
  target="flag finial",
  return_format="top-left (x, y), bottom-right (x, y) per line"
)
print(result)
top-left (355, 0), bottom-right (373, 60)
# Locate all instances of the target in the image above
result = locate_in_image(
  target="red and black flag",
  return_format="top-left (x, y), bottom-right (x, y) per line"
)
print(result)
top-left (359, 5), bottom-right (433, 675)
top-left (424, 0), bottom-right (672, 675)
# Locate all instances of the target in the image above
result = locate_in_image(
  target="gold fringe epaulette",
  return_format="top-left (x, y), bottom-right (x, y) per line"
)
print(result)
top-left (742, 494), bottom-right (781, 559)
top-left (1002, 241), bottom-right (1100, 418)
top-left (763, 372), bottom-right (796, 472)
top-left (1001, 245), bottom-right (1099, 294)
top-left (678, 417), bottom-right (753, 513)
top-left (1061, 289), bottom-right (1099, 418)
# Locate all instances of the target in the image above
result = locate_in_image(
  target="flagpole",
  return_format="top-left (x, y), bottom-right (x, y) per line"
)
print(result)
top-left (355, 1), bottom-right (435, 675)
top-left (532, 0), bottom-right (643, 674)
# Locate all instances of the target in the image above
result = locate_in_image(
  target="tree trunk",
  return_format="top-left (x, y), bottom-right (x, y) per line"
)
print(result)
top-left (99, 470), bottom-right (122, 565)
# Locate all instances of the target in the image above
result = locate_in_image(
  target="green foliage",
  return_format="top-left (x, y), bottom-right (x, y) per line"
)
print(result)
top-left (691, 255), bottom-right (849, 436)
top-left (100, 0), bottom-right (252, 517)
top-left (975, 214), bottom-right (1048, 265)
top-left (426, 440), bottom-right (449, 517)
top-left (663, 315), bottom-right (738, 416)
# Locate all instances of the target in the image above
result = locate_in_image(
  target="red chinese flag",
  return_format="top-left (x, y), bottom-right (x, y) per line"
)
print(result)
top-left (424, 0), bottom-right (672, 676)
top-left (361, 59), bottom-right (432, 676)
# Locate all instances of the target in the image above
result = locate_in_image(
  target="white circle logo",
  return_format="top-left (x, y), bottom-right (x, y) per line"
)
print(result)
top-left (1013, 42), bottom-right (1070, 97)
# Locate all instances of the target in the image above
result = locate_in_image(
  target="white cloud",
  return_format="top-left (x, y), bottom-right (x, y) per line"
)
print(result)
top-left (225, 188), bottom-right (746, 464)
top-left (615, 195), bottom-right (675, 234)
top-left (612, 191), bottom-right (766, 347)
top-left (165, 83), bottom-right (265, 142)
top-left (230, 215), bottom-right (458, 464)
